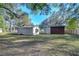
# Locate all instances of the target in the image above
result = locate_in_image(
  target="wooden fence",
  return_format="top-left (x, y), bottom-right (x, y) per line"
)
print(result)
top-left (65, 29), bottom-right (79, 35)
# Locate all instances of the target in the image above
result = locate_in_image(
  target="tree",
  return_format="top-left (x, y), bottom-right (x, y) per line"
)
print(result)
top-left (66, 18), bottom-right (77, 30)
top-left (0, 15), bottom-right (7, 32)
top-left (24, 3), bottom-right (57, 15)
top-left (0, 3), bottom-right (19, 18)
top-left (66, 18), bottom-right (78, 34)
top-left (16, 12), bottom-right (32, 27)
top-left (26, 3), bottom-right (47, 11)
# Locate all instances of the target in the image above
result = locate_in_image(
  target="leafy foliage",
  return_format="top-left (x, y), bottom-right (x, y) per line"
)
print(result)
top-left (0, 15), bottom-right (4, 28)
top-left (66, 18), bottom-right (77, 30)
top-left (25, 3), bottom-right (52, 15)
top-left (26, 3), bottom-right (47, 11)
top-left (0, 3), bottom-right (18, 18)
top-left (0, 15), bottom-right (7, 32)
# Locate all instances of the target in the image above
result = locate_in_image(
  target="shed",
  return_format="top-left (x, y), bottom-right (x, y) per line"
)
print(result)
top-left (50, 26), bottom-right (65, 34)
top-left (16, 26), bottom-right (40, 35)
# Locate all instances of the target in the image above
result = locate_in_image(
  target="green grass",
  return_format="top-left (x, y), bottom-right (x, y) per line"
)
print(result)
top-left (0, 33), bottom-right (79, 56)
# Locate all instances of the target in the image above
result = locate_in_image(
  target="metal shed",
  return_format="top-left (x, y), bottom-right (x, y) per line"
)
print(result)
top-left (16, 26), bottom-right (40, 35)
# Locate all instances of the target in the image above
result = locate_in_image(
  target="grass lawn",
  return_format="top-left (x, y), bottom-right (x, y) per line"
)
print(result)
top-left (0, 33), bottom-right (79, 56)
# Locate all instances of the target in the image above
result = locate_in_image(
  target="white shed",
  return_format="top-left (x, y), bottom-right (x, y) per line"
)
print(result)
top-left (16, 26), bottom-right (40, 35)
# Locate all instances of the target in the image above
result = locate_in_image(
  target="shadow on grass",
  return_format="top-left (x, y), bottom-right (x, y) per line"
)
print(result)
top-left (48, 43), bottom-right (79, 56)
top-left (1, 33), bottom-right (79, 56)
top-left (7, 40), bottom-right (46, 48)
top-left (1, 34), bottom-right (79, 45)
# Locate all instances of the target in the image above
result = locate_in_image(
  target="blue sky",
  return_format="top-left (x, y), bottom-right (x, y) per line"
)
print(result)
top-left (20, 5), bottom-right (59, 25)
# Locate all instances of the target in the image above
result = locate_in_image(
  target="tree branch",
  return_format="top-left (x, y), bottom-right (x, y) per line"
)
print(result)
top-left (0, 5), bottom-right (18, 18)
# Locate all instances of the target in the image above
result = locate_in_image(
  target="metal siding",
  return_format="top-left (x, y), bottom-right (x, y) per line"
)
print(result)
top-left (17, 27), bottom-right (33, 35)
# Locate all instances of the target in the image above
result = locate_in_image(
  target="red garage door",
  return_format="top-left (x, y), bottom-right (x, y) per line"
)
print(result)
top-left (50, 26), bottom-right (64, 34)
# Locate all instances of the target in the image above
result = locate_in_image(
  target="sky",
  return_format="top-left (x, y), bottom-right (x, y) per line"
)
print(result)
top-left (20, 5), bottom-right (59, 25)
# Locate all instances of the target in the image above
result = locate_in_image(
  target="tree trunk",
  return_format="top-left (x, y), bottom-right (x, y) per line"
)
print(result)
top-left (9, 20), bottom-right (12, 32)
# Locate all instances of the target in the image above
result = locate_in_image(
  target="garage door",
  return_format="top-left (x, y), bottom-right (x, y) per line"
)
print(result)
top-left (50, 26), bottom-right (64, 34)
